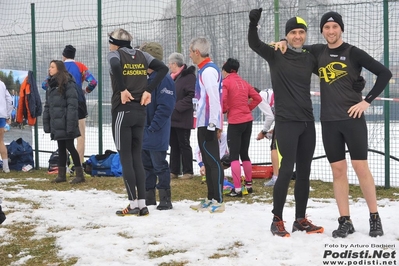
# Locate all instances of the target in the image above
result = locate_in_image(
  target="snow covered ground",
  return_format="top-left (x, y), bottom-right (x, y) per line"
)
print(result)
top-left (0, 177), bottom-right (398, 266)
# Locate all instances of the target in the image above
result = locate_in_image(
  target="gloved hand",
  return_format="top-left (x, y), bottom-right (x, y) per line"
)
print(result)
top-left (353, 76), bottom-right (366, 93)
top-left (205, 129), bottom-right (215, 141)
top-left (249, 8), bottom-right (263, 26)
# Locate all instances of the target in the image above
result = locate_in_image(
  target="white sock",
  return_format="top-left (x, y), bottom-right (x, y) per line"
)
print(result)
top-left (211, 199), bottom-right (222, 205)
top-left (138, 199), bottom-right (146, 209)
top-left (235, 188), bottom-right (242, 193)
top-left (272, 175), bottom-right (278, 181)
top-left (129, 199), bottom-right (138, 209)
top-left (2, 159), bottom-right (9, 170)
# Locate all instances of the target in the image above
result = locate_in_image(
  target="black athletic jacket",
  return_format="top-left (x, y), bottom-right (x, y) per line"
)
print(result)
top-left (248, 23), bottom-right (317, 122)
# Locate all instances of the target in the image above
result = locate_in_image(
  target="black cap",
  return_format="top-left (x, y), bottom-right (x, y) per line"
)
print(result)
top-left (62, 45), bottom-right (76, 59)
top-left (285, 17), bottom-right (307, 35)
top-left (320, 11), bottom-right (344, 33)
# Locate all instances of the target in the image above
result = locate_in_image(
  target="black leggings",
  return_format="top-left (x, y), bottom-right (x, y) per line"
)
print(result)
top-left (197, 127), bottom-right (224, 203)
top-left (227, 121), bottom-right (252, 161)
top-left (57, 139), bottom-right (81, 167)
top-left (112, 109), bottom-right (146, 201)
top-left (272, 121), bottom-right (315, 220)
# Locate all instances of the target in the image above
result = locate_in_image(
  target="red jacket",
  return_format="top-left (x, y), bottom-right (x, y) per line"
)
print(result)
top-left (17, 71), bottom-right (42, 126)
top-left (222, 73), bottom-right (261, 124)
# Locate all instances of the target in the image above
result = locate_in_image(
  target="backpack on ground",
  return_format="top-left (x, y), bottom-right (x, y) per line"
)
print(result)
top-left (7, 138), bottom-right (34, 171)
top-left (48, 149), bottom-right (70, 174)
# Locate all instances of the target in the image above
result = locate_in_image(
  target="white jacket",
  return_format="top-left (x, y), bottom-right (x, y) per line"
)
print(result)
top-left (0, 81), bottom-right (13, 119)
top-left (257, 89), bottom-right (275, 132)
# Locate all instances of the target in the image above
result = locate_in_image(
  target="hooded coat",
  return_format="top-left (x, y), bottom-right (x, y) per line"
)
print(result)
top-left (42, 77), bottom-right (80, 140)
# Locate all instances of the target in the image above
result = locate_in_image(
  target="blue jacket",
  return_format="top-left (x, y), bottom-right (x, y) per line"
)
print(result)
top-left (27, 71), bottom-right (42, 118)
top-left (142, 72), bottom-right (176, 151)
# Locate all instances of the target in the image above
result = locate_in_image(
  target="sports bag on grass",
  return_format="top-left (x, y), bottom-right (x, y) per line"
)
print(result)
top-left (251, 165), bottom-right (273, 179)
top-left (7, 138), bottom-right (34, 171)
top-left (89, 150), bottom-right (117, 176)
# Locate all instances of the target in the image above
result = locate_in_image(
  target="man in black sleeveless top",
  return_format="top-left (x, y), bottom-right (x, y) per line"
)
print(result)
top-left (107, 28), bottom-right (168, 217)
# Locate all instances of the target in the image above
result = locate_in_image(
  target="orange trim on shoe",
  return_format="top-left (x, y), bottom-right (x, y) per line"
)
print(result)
top-left (274, 221), bottom-right (291, 237)
top-left (271, 216), bottom-right (291, 238)
top-left (293, 217), bottom-right (324, 234)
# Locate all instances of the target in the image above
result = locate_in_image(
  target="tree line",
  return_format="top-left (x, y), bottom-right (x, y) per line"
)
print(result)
top-left (0, 71), bottom-right (22, 94)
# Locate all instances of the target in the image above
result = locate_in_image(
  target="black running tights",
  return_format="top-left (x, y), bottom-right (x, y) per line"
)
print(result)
top-left (272, 121), bottom-right (315, 220)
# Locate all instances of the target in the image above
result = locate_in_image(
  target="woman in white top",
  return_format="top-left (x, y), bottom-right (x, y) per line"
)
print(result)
top-left (0, 80), bottom-right (13, 173)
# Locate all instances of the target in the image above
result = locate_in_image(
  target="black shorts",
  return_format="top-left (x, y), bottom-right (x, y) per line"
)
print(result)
top-left (321, 118), bottom-right (368, 163)
top-left (270, 127), bottom-right (277, 151)
top-left (78, 101), bottom-right (88, 119)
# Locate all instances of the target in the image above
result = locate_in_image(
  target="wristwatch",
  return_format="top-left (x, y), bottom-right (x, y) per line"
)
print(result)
top-left (261, 130), bottom-right (267, 135)
top-left (207, 123), bottom-right (216, 131)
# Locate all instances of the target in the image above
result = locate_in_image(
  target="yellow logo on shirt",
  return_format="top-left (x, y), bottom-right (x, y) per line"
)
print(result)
top-left (122, 63), bottom-right (147, 76)
top-left (318, 62), bottom-right (348, 84)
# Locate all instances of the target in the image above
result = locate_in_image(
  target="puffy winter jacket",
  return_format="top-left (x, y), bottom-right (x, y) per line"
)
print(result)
top-left (42, 77), bottom-right (80, 140)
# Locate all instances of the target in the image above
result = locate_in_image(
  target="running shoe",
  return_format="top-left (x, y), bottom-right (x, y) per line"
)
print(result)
top-left (116, 205), bottom-right (140, 216)
top-left (264, 178), bottom-right (277, 187)
top-left (190, 199), bottom-right (212, 211)
top-left (227, 189), bottom-right (242, 197)
top-left (139, 207), bottom-right (149, 216)
top-left (270, 216), bottom-right (290, 237)
top-left (292, 217), bottom-right (324, 234)
top-left (244, 181), bottom-right (253, 193)
top-left (208, 202), bottom-right (225, 213)
top-left (2, 168), bottom-right (10, 173)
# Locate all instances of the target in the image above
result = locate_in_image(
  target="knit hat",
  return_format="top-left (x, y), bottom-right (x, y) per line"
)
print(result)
top-left (320, 11), bottom-right (344, 33)
top-left (140, 42), bottom-right (163, 61)
top-left (222, 58), bottom-right (240, 73)
top-left (62, 45), bottom-right (76, 59)
top-left (285, 17), bottom-right (307, 35)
